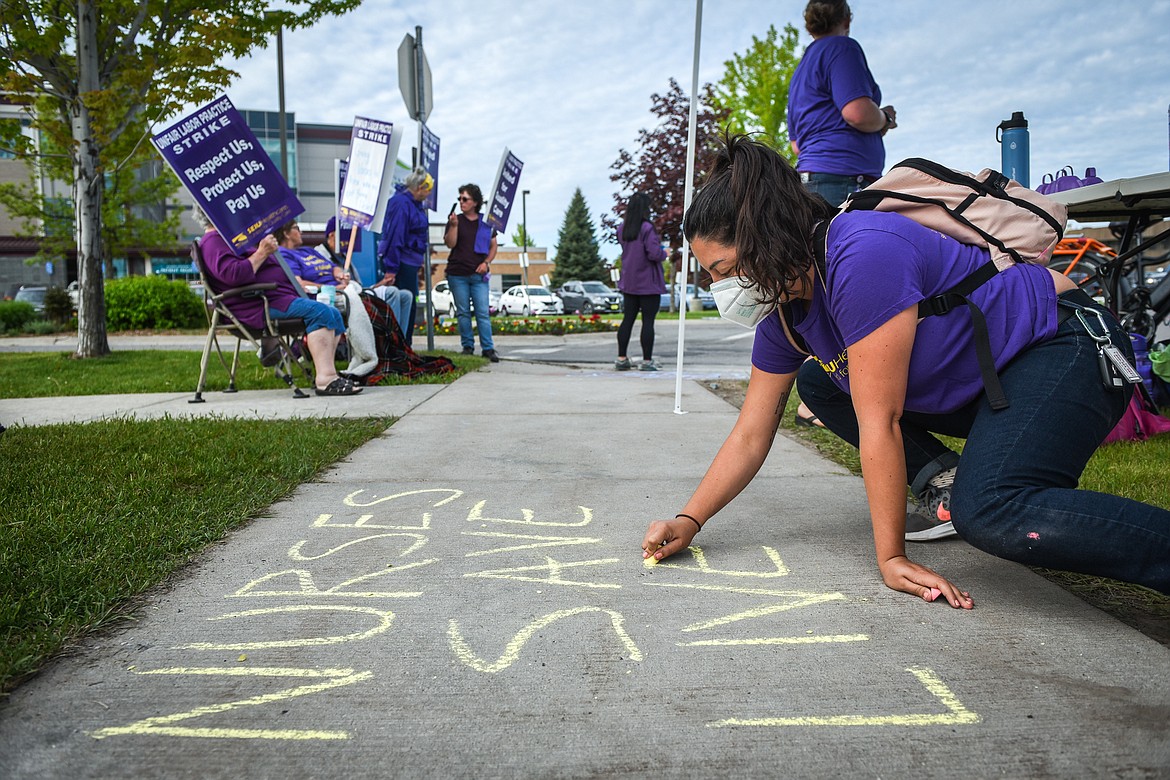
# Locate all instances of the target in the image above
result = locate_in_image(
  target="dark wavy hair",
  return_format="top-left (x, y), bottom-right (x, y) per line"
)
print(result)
top-left (621, 192), bottom-right (652, 243)
top-left (683, 134), bottom-right (835, 306)
top-left (273, 219), bottom-right (299, 247)
top-left (804, 0), bottom-right (851, 36)
top-left (459, 183), bottom-right (484, 210)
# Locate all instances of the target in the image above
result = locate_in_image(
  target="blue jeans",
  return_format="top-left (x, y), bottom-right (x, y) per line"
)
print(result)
top-left (796, 303), bottom-right (1170, 594)
top-left (269, 297), bottom-right (345, 335)
top-left (393, 265), bottom-right (420, 346)
top-left (801, 173), bottom-right (875, 208)
top-left (447, 273), bottom-right (495, 352)
top-left (374, 286), bottom-right (414, 338)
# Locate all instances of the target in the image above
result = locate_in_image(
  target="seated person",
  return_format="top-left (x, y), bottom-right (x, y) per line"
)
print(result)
top-left (315, 217), bottom-right (414, 338)
top-left (275, 219), bottom-right (351, 294)
top-left (193, 206), bottom-right (361, 397)
top-left (277, 218), bottom-right (387, 377)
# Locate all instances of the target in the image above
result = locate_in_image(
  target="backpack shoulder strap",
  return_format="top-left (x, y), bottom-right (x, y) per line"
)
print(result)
top-left (778, 217), bottom-right (836, 356)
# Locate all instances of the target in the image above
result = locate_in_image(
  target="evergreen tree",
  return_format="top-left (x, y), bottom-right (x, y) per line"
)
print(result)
top-left (552, 189), bottom-right (605, 287)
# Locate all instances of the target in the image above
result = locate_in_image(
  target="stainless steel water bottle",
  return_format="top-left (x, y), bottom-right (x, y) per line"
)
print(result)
top-left (997, 111), bottom-right (1030, 187)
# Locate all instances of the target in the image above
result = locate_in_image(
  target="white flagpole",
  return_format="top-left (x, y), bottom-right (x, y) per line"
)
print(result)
top-left (674, 0), bottom-right (703, 415)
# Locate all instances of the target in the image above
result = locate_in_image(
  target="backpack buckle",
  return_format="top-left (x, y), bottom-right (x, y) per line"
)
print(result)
top-left (921, 293), bottom-right (959, 317)
top-left (985, 170), bottom-right (1010, 191)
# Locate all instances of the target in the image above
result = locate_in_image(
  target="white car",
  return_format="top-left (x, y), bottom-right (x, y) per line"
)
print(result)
top-left (498, 285), bottom-right (564, 316)
top-left (431, 280), bottom-right (456, 316)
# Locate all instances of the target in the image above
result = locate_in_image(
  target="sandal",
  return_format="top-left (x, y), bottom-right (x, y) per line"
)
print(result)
top-left (315, 377), bottom-right (363, 396)
top-left (793, 411), bottom-right (824, 428)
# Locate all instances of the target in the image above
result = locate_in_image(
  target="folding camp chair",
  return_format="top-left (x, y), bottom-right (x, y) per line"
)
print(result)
top-left (189, 239), bottom-right (314, 403)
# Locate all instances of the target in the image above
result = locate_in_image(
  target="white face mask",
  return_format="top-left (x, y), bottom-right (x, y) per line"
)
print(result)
top-left (709, 276), bottom-right (776, 328)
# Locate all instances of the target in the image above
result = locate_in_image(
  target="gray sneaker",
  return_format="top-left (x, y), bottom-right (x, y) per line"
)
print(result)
top-left (615, 357), bottom-right (632, 371)
top-left (638, 359), bottom-right (660, 372)
top-left (905, 467), bottom-right (957, 541)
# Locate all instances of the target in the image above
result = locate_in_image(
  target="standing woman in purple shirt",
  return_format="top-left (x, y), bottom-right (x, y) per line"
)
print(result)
top-left (787, 0), bottom-right (897, 209)
top-left (788, 0), bottom-right (897, 431)
top-left (615, 192), bottom-right (667, 371)
top-left (641, 136), bottom-right (1170, 603)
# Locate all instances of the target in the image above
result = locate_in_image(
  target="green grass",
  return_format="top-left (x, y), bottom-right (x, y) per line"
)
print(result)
top-left (0, 349), bottom-right (485, 398)
top-left (0, 416), bottom-right (394, 692)
top-left (714, 380), bottom-right (1170, 643)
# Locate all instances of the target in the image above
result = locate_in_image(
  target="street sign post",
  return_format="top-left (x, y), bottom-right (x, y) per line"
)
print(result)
top-left (399, 26), bottom-right (437, 348)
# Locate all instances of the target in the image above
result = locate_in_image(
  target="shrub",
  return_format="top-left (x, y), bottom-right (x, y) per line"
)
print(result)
top-left (43, 286), bottom-right (73, 323)
top-left (0, 301), bottom-right (36, 334)
top-left (23, 320), bottom-right (63, 335)
top-left (105, 275), bottom-right (204, 330)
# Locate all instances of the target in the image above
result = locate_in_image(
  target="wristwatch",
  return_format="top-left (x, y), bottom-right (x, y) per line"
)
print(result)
top-left (881, 109), bottom-right (894, 129)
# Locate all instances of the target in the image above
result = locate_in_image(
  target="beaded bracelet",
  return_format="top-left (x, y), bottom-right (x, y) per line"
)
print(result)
top-left (675, 513), bottom-right (702, 534)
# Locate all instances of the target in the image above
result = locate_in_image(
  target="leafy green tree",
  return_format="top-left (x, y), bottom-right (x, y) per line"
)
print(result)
top-left (0, 116), bottom-right (182, 289)
top-left (709, 23), bottom-right (802, 163)
top-left (509, 225), bottom-right (536, 248)
top-left (552, 189), bottom-right (604, 287)
top-left (0, 0), bottom-right (360, 357)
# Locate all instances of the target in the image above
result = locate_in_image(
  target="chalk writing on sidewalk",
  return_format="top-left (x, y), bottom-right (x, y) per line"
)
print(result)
top-left (708, 666), bottom-right (982, 728)
top-left (90, 487), bottom-right (979, 742)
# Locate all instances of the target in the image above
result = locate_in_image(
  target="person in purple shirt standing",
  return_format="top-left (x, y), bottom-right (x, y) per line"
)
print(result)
top-left (641, 136), bottom-right (1170, 604)
top-left (193, 207), bottom-right (360, 397)
top-left (788, 0), bottom-right (898, 433)
top-left (787, 0), bottom-right (897, 209)
top-left (377, 168), bottom-right (433, 345)
top-left (615, 192), bottom-right (667, 371)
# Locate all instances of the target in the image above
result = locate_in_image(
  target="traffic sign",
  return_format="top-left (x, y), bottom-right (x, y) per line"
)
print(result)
top-left (397, 32), bottom-right (433, 123)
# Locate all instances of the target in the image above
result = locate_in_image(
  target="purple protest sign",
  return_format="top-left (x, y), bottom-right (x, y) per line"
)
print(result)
top-left (339, 116), bottom-right (401, 229)
top-left (485, 148), bottom-right (523, 234)
top-left (421, 124), bottom-right (440, 212)
top-left (152, 95), bottom-right (303, 251)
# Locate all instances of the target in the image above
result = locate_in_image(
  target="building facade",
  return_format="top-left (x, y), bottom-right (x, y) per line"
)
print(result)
top-left (0, 107), bottom-right (556, 300)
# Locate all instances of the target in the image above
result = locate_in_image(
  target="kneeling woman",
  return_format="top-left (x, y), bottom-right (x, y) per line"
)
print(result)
top-left (642, 135), bottom-right (1169, 604)
top-left (194, 207), bottom-right (361, 396)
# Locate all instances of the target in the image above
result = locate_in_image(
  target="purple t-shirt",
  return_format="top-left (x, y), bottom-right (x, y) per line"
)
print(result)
top-left (787, 35), bottom-right (884, 179)
top-left (751, 211), bottom-right (1058, 413)
top-left (199, 230), bottom-right (300, 331)
top-left (280, 246), bottom-right (337, 286)
top-left (617, 221), bottom-right (667, 295)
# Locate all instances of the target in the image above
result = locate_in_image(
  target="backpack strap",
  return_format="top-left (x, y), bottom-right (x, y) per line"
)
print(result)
top-left (778, 218), bottom-right (835, 356)
top-left (917, 260), bottom-right (1009, 410)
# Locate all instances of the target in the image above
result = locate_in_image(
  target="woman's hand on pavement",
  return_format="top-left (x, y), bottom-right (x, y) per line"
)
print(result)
top-left (642, 518), bottom-right (698, 563)
top-left (879, 555), bottom-right (973, 609)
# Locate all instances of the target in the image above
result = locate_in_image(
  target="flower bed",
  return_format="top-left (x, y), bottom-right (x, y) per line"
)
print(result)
top-left (416, 313), bottom-right (618, 337)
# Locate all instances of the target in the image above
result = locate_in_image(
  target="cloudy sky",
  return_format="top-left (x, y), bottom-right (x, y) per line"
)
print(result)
top-left (214, 0), bottom-right (1170, 258)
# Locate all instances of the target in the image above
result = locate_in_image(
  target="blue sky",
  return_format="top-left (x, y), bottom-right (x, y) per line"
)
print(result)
top-left (215, 0), bottom-right (1170, 259)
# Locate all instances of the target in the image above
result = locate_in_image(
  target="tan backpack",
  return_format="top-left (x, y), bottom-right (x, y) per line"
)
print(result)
top-left (800, 158), bottom-right (1069, 410)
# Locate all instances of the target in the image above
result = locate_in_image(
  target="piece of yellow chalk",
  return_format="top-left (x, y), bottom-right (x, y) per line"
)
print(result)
top-left (644, 554), bottom-right (659, 567)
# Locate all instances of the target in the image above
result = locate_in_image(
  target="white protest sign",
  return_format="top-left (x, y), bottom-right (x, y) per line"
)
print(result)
top-left (339, 116), bottom-right (404, 229)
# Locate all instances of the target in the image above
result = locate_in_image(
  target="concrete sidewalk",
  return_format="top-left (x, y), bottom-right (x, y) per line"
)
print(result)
top-left (1, 360), bottom-right (1167, 778)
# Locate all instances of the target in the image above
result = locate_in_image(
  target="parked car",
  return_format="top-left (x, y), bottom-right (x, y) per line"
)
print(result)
top-left (431, 280), bottom-right (456, 316)
top-left (556, 280), bottom-right (622, 314)
top-left (13, 285), bottom-right (47, 313)
top-left (489, 288), bottom-right (502, 316)
top-left (498, 285), bottom-right (564, 316)
top-left (660, 283), bottom-right (716, 311)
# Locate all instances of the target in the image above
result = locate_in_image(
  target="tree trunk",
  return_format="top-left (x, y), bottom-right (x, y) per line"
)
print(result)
top-left (73, 0), bottom-right (110, 358)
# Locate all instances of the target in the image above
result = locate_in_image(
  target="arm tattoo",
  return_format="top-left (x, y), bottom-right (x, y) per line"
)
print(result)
top-left (769, 387), bottom-right (792, 445)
